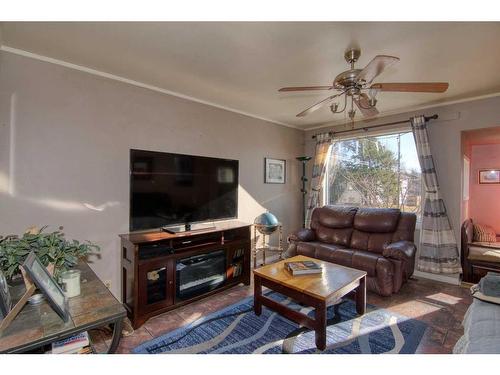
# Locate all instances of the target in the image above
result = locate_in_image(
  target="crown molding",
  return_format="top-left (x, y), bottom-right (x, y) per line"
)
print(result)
top-left (3, 45), bottom-right (499, 134)
top-left (0, 45), bottom-right (303, 130)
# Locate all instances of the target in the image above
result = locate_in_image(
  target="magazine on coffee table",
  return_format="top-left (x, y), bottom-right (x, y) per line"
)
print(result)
top-left (285, 260), bottom-right (322, 276)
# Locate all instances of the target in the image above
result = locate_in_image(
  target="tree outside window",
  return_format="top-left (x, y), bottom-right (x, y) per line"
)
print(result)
top-left (325, 132), bottom-right (422, 216)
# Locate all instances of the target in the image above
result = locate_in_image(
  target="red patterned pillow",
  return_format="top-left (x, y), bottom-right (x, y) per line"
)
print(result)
top-left (473, 224), bottom-right (497, 243)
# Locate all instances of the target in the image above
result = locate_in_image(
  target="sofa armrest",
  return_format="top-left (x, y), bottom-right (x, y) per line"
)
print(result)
top-left (288, 228), bottom-right (316, 243)
top-left (383, 241), bottom-right (416, 261)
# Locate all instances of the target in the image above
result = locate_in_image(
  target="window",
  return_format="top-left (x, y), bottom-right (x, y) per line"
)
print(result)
top-left (325, 131), bottom-right (422, 216)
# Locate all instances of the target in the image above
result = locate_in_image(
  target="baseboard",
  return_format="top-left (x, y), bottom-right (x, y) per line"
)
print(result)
top-left (413, 270), bottom-right (460, 285)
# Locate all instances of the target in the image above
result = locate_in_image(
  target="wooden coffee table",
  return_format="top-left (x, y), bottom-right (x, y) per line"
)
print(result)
top-left (253, 255), bottom-right (367, 351)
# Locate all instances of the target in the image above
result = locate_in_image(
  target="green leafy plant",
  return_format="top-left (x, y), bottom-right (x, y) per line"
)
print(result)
top-left (0, 226), bottom-right (100, 280)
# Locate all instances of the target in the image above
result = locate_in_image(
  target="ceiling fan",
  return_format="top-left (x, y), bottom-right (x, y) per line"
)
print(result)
top-left (279, 48), bottom-right (449, 119)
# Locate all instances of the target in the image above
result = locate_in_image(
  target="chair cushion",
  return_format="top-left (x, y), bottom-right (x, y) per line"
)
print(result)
top-left (473, 224), bottom-right (497, 243)
top-left (468, 242), bottom-right (500, 263)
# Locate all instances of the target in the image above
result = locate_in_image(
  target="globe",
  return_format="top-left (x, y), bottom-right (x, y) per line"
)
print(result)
top-left (254, 212), bottom-right (279, 235)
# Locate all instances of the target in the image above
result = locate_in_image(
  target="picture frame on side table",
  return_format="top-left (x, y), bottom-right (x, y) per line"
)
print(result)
top-left (479, 169), bottom-right (500, 184)
top-left (22, 252), bottom-right (70, 322)
top-left (265, 158), bottom-right (286, 184)
top-left (0, 270), bottom-right (12, 320)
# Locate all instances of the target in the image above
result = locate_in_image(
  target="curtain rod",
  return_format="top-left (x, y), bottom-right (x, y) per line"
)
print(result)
top-left (311, 114), bottom-right (439, 139)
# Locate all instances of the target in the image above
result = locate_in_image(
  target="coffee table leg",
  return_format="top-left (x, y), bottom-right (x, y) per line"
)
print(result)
top-left (356, 275), bottom-right (366, 315)
top-left (315, 301), bottom-right (327, 351)
top-left (254, 275), bottom-right (262, 316)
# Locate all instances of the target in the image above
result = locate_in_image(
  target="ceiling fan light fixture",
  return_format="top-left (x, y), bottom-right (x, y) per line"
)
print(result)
top-left (278, 48), bottom-right (449, 119)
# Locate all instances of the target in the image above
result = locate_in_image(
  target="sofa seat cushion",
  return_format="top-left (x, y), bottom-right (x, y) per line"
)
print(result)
top-left (315, 244), bottom-right (351, 265)
top-left (468, 242), bottom-right (500, 263)
top-left (350, 230), bottom-right (393, 254)
top-left (296, 242), bottom-right (393, 278)
top-left (296, 242), bottom-right (353, 267)
top-left (296, 241), bottom-right (346, 259)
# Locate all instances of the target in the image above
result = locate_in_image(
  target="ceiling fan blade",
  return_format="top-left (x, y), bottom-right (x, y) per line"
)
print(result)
top-left (278, 85), bottom-right (334, 92)
top-left (296, 92), bottom-right (345, 117)
top-left (370, 82), bottom-right (449, 93)
top-left (356, 55), bottom-right (399, 84)
top-left (353, 93), bottom-right (379, 118)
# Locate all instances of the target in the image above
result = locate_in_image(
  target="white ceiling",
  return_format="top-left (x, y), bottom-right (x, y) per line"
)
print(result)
top-left (1, 22), bottom-right (500, 129)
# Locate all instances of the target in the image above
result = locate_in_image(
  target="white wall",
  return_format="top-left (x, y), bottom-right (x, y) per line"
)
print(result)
top-left (304, 95), bottom-right (500, 281)
top-left (0, 51), bottom-right (304, 298)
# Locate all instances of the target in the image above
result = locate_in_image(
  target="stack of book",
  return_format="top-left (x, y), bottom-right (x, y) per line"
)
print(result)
top-left (51, 331), bottom-right (92, 354)
top-left (285, 260), bottom-right (322, 276)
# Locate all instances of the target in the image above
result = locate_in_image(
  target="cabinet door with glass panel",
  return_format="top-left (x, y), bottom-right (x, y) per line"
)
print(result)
top-left (137, 258), bottom-right (175, 314)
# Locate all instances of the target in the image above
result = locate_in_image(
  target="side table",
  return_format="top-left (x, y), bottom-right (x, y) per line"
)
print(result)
top-left (0, 262), bottom-right (126, 354)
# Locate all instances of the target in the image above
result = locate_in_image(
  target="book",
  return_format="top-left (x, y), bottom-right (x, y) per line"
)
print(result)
top-left (285, 261), bottom-right (322, 276)
top-left (51, 331), bottom-right (90, 354)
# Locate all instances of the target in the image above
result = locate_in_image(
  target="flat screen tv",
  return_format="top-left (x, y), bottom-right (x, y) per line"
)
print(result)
top-left (130, 149), bottom-right (239, 232)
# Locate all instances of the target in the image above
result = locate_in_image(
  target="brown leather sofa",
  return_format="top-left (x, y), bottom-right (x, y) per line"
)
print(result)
top-left (287, 206), bottom-right (417, 296)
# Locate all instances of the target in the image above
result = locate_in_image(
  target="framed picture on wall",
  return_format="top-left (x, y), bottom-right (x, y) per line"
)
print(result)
top-left (265, 158), bottom-right (286, 184)
top-left (479, 169), bottom-right (500, 184)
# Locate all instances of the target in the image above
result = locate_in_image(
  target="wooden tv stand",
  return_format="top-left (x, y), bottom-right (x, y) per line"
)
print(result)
top-left (119, 221), bottom-right (251, 329)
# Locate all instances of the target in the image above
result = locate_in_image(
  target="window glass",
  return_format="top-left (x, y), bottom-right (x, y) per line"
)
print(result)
top-left (325, 131), bottom-right (422, 216)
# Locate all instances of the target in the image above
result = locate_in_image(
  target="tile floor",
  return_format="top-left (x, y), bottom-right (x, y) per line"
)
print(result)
top-left (90, 276), bottom-right (472, 354)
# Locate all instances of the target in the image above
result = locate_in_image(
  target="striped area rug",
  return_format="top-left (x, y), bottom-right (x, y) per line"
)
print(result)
top-left (133, 292), bottom-right (427, 354)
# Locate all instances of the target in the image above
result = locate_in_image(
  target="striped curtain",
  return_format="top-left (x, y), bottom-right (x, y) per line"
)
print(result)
top-left (411, 115), bottom-right (462, 274)
top-left (305, 133), bottom-right (333, 227)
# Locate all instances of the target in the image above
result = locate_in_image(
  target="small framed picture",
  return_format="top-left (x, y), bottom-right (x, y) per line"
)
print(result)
top-left (479, 169), bottom-right (500, 184)
top-left (265, 158), bottom-right (286, 184)
top-left (22, 252), bottom-right (70, 322)
top-left (0, 270), bottom-right (12, 320)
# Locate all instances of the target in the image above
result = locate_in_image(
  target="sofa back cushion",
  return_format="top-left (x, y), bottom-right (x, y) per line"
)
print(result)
top-left (353, 208), bottom-right (400, 233)
top-left (311, 206), bottom-right (358, 228)
top-left (350, 208), bottom-right (402, 253)
top-left (315, 228), bottom-right (353, 247)
top-left (311, 206), bottom-right (357, 246)
top-left (392, 212), bottom-right (417, 243)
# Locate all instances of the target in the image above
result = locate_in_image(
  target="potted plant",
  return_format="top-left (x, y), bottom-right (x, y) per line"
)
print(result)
top-left (0, 226), bottom-right (100, 280)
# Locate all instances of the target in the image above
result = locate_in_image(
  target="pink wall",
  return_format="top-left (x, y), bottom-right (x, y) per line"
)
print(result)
top-left (469, 144), bottom-right (500, 233)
